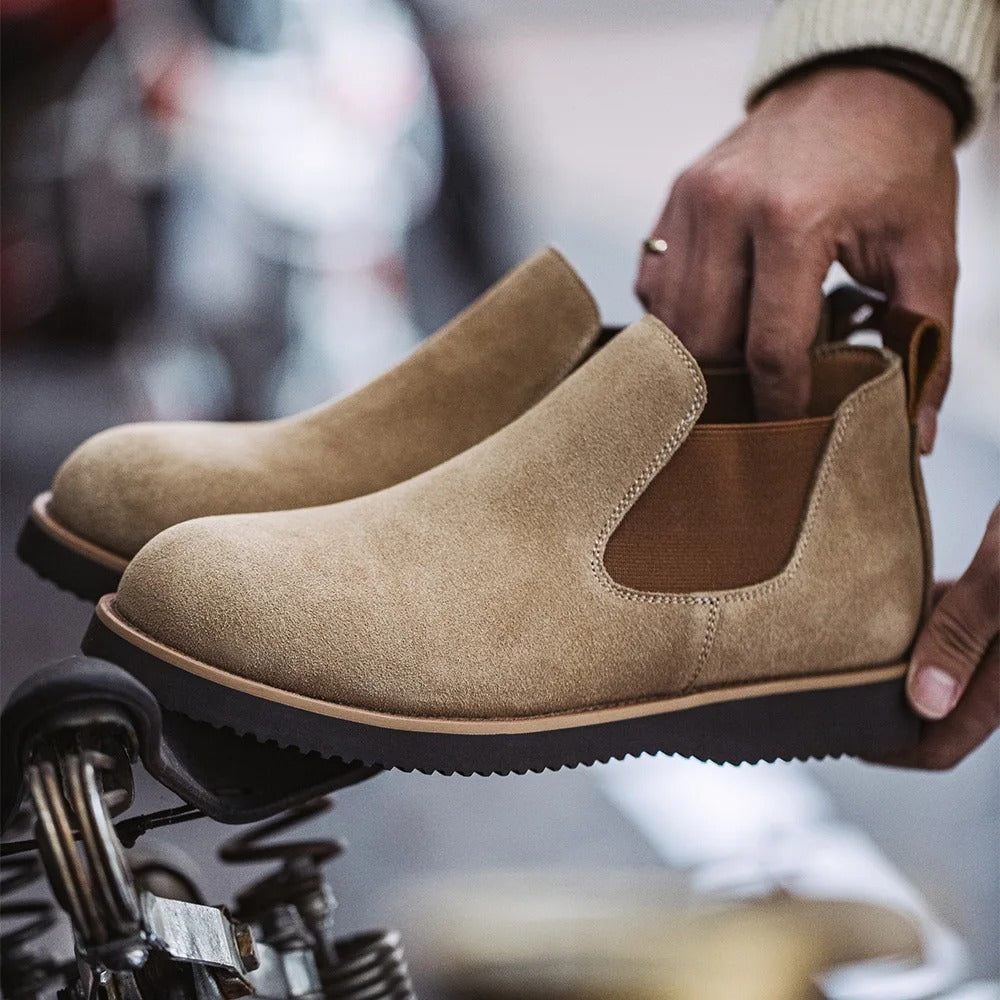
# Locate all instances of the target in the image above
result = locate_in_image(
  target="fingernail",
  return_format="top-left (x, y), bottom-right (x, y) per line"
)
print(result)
top-left (917, 405), bottom-right (937, 454)
top-left (910, 666), bottom-right (959, 719)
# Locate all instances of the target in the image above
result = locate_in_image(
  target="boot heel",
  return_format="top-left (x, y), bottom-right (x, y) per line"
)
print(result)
top-left (715, 670), bottom-right (923, 764)
top-left (820, 671), bottom-right (923, 760)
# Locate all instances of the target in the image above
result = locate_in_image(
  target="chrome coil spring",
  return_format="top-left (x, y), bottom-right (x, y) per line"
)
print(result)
top-left (322, 929), bottom-right (413, 1000)
top-left (219, 798), bottom-right (344, 923)
top-left (220, 797), bottom-right (415, 999)
top-left (25, 747), bottom-right (139, 950)
top-left (0, 847), bottom-right (64, 998)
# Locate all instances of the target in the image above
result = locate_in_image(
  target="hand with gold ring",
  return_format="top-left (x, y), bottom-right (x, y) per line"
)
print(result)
top-left (634, 66), bottom-right (957, 452)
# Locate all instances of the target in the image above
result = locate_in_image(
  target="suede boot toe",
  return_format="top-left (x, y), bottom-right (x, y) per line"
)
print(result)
top-left (21, 249), bottom-right (603, 600)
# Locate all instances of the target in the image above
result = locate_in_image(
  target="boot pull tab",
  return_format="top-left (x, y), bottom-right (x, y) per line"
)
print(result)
top-left (822, 284), bottom-right (948, 420)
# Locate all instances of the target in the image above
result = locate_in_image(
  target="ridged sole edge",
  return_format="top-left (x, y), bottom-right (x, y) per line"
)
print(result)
top-left (82, 614), bottom-right (922, 777)
top-left (17, 511), bottom-right (124, 603)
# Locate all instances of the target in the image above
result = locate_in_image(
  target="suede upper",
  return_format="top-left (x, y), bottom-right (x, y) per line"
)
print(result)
top-left (49, 249), bottom-right (602, 558)
top-left (113, 316), bottom-right (927, 721)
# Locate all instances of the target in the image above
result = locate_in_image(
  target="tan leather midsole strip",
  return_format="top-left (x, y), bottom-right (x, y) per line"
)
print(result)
top-left (31, 492), bottom-right (130, 573)
top-left (96, 596), bottom-right (908, 736)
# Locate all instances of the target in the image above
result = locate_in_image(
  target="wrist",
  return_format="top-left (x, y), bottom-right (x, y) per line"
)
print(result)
top-left (745, 0), bottom-right (1000, 141)
top-left (753, 65), bottom-right (956, 146)
top-left (753, 49), bottom-right (970, 139)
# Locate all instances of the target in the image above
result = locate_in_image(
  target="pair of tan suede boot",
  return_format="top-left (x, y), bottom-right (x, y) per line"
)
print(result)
top-left (20, 249), bottom-right (942, 774)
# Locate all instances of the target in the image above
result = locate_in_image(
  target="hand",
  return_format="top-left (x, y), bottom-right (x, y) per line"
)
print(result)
top-left (635, 66), bottom-right (957, 451)
top-left (883, 504), bottom-right (999, 769)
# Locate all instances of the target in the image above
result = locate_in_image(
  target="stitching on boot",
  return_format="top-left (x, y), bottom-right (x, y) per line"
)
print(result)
top-left (680, 597), bottom-right (720, 694)
top-left (718, 351), bottom-right (902, 606)
top-left (588, 323), bottom-right (709, 608)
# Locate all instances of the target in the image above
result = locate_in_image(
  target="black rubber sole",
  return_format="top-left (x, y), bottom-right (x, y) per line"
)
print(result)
top-left (17, 515), bottom-right (123, 603)
top-left (82, 614), bottom-right (923, 776)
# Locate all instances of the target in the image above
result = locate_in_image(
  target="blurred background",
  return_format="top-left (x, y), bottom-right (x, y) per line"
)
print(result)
top-left (2, 1), bottom-right (997, 997)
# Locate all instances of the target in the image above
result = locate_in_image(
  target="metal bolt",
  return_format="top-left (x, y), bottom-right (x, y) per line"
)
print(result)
top-left (232, 921), bottom-right (260, 972)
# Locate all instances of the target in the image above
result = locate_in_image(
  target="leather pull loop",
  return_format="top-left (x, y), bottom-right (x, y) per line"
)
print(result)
top-left (823, 284), bottom-right (947, 420)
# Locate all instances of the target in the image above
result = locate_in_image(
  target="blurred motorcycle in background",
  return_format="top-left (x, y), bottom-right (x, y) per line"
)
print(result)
top-left (2, 0), bottom-right (496, 420)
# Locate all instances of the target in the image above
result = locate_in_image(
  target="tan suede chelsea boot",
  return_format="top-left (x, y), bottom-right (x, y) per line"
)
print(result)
top-left (18, 249), bottom-right (603, 600)
top-left (84, 292), bottom-right (944, 775)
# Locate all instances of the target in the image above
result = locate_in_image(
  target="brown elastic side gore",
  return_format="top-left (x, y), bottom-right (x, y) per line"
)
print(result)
top-left (603, 347), bottom-right (892, 595)
top-left (603, 417), bottom-right (832, 593)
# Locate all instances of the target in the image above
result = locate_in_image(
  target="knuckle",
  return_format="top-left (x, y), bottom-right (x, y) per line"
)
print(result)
top-left (747, 333), bottom-right (799, 378)
top-left (670, 167), bottom-right (700, 202)
top-left (757, 189), bottom-right (815, 234)
top-left (699, 164), bottom-right (746, 207)
top-left (928, 602), bottom-right (990, 670)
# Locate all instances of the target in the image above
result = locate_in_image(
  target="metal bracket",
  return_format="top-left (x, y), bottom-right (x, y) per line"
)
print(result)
top-left (2, 656), bottom-right (380, 832)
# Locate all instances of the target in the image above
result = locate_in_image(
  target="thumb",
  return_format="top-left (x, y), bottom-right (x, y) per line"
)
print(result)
top-left (907, 505), bottom-right (999, 719)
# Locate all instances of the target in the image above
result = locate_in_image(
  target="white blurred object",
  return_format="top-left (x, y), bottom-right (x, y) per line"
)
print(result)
top-left (168, 0), bottom-right (442, 254)
top-left (598, 756), bottom-right (831, 868)
top-left (101, 0), bottom-right (443, 418)
top-left (272, 262), bottom-right (417, 412)
top-left (937, 985), bottom-right (1000, 1000)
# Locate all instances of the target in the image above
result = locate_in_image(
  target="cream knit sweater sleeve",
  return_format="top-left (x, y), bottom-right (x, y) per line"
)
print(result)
top-left (748, 0), bottom-right (1000, 134)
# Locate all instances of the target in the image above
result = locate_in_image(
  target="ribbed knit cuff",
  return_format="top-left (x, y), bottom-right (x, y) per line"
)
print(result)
top-left (747, 0), bottom-right (1000, 139)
